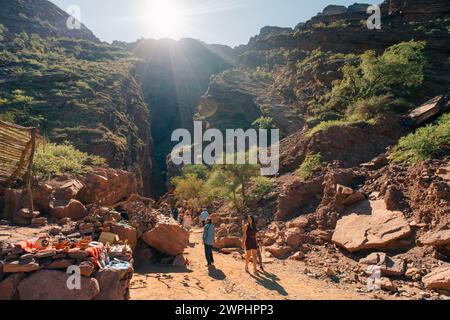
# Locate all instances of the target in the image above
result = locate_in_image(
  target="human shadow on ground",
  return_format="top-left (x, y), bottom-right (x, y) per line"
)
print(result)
top-left (249, 271), bottom-right (288, 296)
top-left (208, 266), bottom-right (226, 280)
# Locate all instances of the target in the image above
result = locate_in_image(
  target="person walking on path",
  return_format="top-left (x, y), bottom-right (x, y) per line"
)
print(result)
top-left (243, 215), bottom-right (259, 274)
top-left (202, 218), bottom-right (215, 267)
top-left (172, 206), bottom-right (179, 221)
top-left (200, 208), bottom-right (209, 226)
top-left (183, 209), bottom-right (193, 231)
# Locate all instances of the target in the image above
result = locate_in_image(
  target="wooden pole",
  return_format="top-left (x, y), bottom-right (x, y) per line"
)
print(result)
top-left (26, 128), bottom-right (36, 214)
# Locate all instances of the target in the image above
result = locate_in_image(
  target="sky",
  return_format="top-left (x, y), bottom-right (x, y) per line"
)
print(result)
top-left (50, 0), bottom-right (359, 47)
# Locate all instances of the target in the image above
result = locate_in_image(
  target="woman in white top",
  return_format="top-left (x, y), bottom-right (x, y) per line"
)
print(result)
top-left (183, 209), bottom-right (192, 231)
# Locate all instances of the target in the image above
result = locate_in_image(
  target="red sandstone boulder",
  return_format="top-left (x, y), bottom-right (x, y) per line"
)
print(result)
top-left (51, 199), bottom-right (88, 221)
top-left (418, 230), bottom-right (450, 248)
top-left (284, 228), bottom-right (303, 250)
top-left (17, 270), bottom-right (100, 300)
top-left (266, 244), bottom-right (292, 260)
top-left (142, 222), bottom-right (189, 256)
top-left (422, 266), bottom-right (450, 291)
top-left (110, 223), bottom-right (138, 251)
top-left (332, 200), bottom-right (411, 252)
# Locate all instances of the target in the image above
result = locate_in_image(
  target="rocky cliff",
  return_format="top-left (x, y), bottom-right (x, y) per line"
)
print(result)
top-left (0, 0), bottom-right (98, 42)
top-left (131, 38), bottom-right (233, 196)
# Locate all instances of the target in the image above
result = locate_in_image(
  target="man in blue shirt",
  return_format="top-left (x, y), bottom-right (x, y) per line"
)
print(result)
top-left (202, 218), bottom-right (215, 267)
top-left (200, 208), bottom-right (209, 226)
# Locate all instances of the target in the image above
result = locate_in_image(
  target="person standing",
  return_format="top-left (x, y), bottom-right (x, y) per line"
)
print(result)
top-left (172, 206), bottom-right (179, 221)
top-left (183, 209), bottom-right (192, 231)
top-left (243, 215), bottom-right (259, 274)
top-left (202, 218), bottom-right (215, 267)
top-left (200, 208), bottom-right (209, 226)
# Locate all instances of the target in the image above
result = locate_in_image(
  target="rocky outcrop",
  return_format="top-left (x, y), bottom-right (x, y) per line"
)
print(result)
top-left (332, 200), bottom-right (412, 252)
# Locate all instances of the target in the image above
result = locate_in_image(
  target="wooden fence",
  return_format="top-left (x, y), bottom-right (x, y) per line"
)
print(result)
top-left (0, 121), bottom-right (39, 211)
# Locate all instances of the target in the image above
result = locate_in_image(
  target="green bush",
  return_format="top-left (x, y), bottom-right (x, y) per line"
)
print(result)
top-left (391, 113), bottom-right (450, 165)
top-left (252, 117), bottom-right (276, 129)
top-left (325, 41), bottom-right (426, 112)
top-left (296, 153), bottom-right (323, 180)
top-left (33, 142), bottom-right (106, 179)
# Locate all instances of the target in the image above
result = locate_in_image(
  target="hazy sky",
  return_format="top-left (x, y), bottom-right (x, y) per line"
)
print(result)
top-left (50, 0), bottom-right (360, 47)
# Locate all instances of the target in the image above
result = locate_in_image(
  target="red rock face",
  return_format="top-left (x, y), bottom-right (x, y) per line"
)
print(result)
top-left (77, 168), bottom-right (137, 207)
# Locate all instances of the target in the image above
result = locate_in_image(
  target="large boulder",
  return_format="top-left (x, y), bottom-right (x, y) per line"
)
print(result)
top-left (0, 273), bottom-right (25, 300)
top-left (77, 168), bottom-right (137, 206)
top-left (110, 223), bottom-right (138, 251)
top-left (51, 199), bottom-right (88, 221)
top-left (214, 236), bottom-right (243, 249)
top-left (422, 266), bottom-right (450, 291)
top-left (94, 267), bottom-right (133, 300)
top-left (266, 244), bottom-right (292, 260)
top-left (17, 270), bottom-right (100, 300)
top-left (142, 221), bottom-right (189, 256)
top-left (332, 200), bottom-right (411, 252)
top-left (408, 95), bottom-right (450, 126)
top-left (3, 189), bottom-right (23, 221)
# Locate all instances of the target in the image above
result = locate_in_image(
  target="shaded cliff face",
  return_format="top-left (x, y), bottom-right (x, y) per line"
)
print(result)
top-left (0, 0), bottom-right (98, 42)
top-left (131, 38), bottom-right (233, 196)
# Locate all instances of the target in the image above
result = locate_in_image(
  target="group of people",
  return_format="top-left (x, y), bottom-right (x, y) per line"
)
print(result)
top-left (172, 206), bottom-right (210, 231)
top-left (203, 213), bottom-right (263, 274)
top-left (171, 205), bottom-right (263, 274)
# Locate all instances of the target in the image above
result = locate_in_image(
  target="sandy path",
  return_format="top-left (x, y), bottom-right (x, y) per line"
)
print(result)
top-left (130, 229), bottom-right (372, 300)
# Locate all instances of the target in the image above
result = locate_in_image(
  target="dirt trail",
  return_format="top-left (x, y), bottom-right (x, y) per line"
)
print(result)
top-left (130, 229), bottom-right (374, 300)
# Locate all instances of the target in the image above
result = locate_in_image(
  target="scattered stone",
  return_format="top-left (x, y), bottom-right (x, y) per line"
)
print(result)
top-left (31, 217), bottom-right (48, 227)
top-left (265, 244), bottom-right (292, 260)
top-left (110, 223), bottom-right (138, 250)
top-left (289, 251), bottom-right (305, 261)
top-left (46, 259), bottom-right (75, 270)
top-left (172, 254), bottom-right (188, 267)
top-left (214, 236), bottom-right (243, 249)
top-left (49, 226), bottom-right (62, 236)
top-left (79, 261), bottom-right (95, 277)
top-left (418, 230), bottom-right (450, 247)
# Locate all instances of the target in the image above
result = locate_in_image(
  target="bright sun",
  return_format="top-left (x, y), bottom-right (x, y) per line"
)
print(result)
top-left (145, 0), bottom-right (184, 39)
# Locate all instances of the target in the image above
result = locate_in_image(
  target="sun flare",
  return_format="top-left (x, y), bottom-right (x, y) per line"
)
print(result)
top-left (145, 0), bottom-right (184, 39)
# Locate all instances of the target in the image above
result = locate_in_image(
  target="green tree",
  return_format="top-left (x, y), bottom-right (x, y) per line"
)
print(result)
top-left (171, 173), bottom-right (208, 212)
top-left (296, 153), bottom-right (324, 181)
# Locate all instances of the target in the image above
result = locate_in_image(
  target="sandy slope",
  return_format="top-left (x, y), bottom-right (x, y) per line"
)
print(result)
top-left (130, 229), bottom-right (378, 300)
